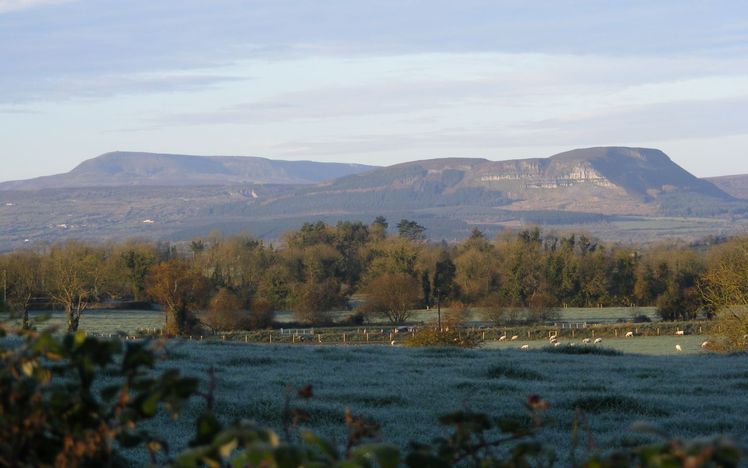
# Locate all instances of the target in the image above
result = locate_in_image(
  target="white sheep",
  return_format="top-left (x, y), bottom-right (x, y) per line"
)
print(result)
top-left (521, 344), bottom-right (529, 350)
top-left (582, 338), bottom-right (591, 344)
top-left (701, 341), bottom-right (710, 348)
top-left (594, 338), bottom-right (602, 344)
top-left (675, 344), bottom-right (682, 352)
top-left (625, 331), bottom-right (634, 337)
top-left (554, 342), bottom-right (561, 347)
top-left (674, 330), bottom-right (685, 336)
top-left (511, 335), bottom-right (519, 341)
top-left (499, 335), bottom-right (507, 341)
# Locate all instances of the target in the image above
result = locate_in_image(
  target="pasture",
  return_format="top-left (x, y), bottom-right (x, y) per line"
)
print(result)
top-left (2, 309), bottom-right (164, 335)
top-left (484, 335), bottom-right (710, 355)
top-left (134, 340), bottom-right (748, 465)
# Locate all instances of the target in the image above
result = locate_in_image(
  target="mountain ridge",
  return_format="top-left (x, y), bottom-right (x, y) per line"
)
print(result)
top-left (0, 151), bottom-right (378, 189)
top-left (1, 146), bottom-right (745, 251)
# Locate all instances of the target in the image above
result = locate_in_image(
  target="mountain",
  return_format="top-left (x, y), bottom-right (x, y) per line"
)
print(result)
top-left (239, 147), bottom-right (732, 218)
top-left (0, 152), bottom-right (377, 189)
top-left (1, 146), bottom-right (746, 250)
top-left (705, 174), bottom-right (748, 200)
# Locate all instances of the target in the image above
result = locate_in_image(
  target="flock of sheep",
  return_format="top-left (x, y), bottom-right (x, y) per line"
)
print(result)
top-left (498, 329), bottom-right (720, 352)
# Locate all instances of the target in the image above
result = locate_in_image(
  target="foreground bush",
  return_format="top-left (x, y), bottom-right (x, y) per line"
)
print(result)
top-left (1, 325), bottom-right (742, 467)
top-left (0, 325), bottom-right (198, 466)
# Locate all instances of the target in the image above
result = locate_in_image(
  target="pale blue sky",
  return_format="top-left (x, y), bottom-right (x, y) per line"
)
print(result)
top-left (1, 0), bottom-right (747, 182)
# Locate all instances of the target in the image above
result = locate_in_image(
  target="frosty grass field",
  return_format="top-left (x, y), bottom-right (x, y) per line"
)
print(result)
top-left (9, 309), bottom-right (748, 463)
top-left (139, 340), bottom-right (748, 464)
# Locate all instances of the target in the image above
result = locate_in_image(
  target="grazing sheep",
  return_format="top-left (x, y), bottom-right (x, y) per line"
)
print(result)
top-left (582, 338), bottom-right (591, 344)
top-left (521, 344), bottom-right (529, 350)
top-left (390, 340), bottom-right (396, 346)
top-left (675, 344), bottom-right (682, 352)
top-left (511, 335), bottom-right (519, 341)
top-left (554, 342), bottom-right (561, 347)
top-left (625, 331), bottom-right (634, 337)
top-left (549, 337), bottom-right (558, 344)
top-left (701, 341), bottom-right (710, 348)
top-left (499, 335), bottom-right (507, 341)
top-left (675, 330), bottom-right (685, 336)
top-left (594, 338), bottom-right (602, 344)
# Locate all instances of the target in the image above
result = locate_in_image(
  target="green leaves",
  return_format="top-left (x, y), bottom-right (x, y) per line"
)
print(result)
top-left (350, 443), bottom-right (401, 468)
top-left (0, 327), bottom-right (197, 466)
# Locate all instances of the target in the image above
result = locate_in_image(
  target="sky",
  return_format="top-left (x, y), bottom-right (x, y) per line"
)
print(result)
top-left (1, 0), bottom-right (747, 182)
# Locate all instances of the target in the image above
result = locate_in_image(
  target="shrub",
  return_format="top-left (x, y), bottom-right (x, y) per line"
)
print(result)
top-left (0, 324), bottom-right (198, 466)
top-left (204, 288), bottom-right (247, 331)
top-left (248, 297), bottom-right (275, 329)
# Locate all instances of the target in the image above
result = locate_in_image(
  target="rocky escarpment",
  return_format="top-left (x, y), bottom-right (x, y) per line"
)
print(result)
top-left (270, 147), bottom-right (731, 216)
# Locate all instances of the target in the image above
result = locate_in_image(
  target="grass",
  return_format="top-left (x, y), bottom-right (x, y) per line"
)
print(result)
top-left (565, 395), bottom-right (669, 417)
top-left (486, 364), bottom-right (545, 381)
top-left (543, 345), bottom-right (623, 355)
top-left (123, 340), bottom-right (748, 466)
top-left (2, 309), bottom-right (164, 335)
top-left (484, 335), bottom-right (711, 355)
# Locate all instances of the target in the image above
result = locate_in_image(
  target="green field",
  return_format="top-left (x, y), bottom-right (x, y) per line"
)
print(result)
top-left (7, 306), bottom-right (657, 335)
top-left (483, 335), bottom-right (710, 355)
top-left (3, 309), bottom-right (164, 335)
top-left (132, 340), bottom-right (748, 465)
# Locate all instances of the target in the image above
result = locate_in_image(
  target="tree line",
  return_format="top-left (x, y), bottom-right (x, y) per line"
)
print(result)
top-left (1, 219), bottom-right (747, 337)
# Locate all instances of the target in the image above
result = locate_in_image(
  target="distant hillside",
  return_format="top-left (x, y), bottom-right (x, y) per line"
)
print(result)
top-left (1, 146), bottom-right (746, 251)
top-left (0, 152), bottom-right (377, 189)
top-left (238, 147), bottom-right (733, 218)
top-left (706, 174), bottom-right (748, 199)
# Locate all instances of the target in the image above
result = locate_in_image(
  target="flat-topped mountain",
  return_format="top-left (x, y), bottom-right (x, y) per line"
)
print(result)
top-left (0, 152), bottom-right (377, 189)
top-left (257, 147), bottom-right (731, 216)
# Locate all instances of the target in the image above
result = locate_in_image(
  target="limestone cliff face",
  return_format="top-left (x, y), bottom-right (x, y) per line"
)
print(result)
top-left (478, 160), bottom-right (615, 189)
top-left (471, 147), bottom-right (728, 202)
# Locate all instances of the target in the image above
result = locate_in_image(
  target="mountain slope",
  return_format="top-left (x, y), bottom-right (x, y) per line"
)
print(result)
top-left (0, 152), bottom-right (377, 189)
top-left (241, 147), bottom-right (732, 217)
top-left (705, 174), bottom-right (748, 199)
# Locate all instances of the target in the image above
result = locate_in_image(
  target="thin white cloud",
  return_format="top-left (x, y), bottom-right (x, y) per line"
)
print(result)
top-left (0, 0), bottom-right (72, 14)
